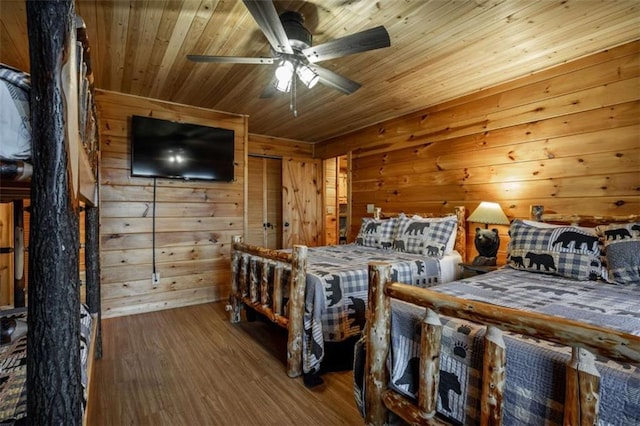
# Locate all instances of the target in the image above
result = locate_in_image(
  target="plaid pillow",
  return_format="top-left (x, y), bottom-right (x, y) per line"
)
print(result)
top-left (595, 223), bottom-right (640, 284)
top-left (355, 217), bottom-right (398, 249)
top-left (507, 219), bottom-right (602, 280)
top-left (393, 216), bottom-right (457, 257)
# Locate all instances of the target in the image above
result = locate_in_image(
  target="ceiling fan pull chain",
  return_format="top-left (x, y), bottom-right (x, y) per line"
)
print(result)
top-left (291, 68), bottom-right (298, 117)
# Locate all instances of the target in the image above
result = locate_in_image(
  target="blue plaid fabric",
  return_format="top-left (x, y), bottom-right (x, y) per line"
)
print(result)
top-left (367, 268), bottom-right (640, 425)
top-left (507, 219), bottom-right (602, 280)
top-left (1, 63), bottom-right (31, 160)
top-left (596, 222), bottom-right (640, 284)
top-left (355, 217), bottom-right (399, 248)
top-left (394, 216), bottom-right (457, 257)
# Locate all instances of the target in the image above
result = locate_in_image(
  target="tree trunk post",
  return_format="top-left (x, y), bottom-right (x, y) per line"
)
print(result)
top-left (228, 235), bottom-right (242, 323)
top-left (365, 262), bottom-right (391, 425)
top-left (419, 308), bottom-right (442, 420)
top-left (286, 244), bottom-right (307, 378)
top-left (26, 0), bottom-right (83, 423)
top-left (85, 204), bottom-right (102, 358)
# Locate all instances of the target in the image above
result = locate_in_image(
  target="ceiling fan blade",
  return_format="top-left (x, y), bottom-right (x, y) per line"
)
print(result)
top-left (242, 0), bottom-right (294, 54)
top-left (310, 65), bottom-right (361, 95)
top-left (303, 26), bottom-right (390, 63)
top-left (187, 55), bottom-right (274, 64)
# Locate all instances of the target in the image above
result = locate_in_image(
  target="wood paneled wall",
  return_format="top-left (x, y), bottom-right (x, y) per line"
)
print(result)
top-left (96, 90), bottom-right (247, 318)
top-left (315, 41), bottom-right (640, 262)
top-left (248, 133), bottom-right (313, 158)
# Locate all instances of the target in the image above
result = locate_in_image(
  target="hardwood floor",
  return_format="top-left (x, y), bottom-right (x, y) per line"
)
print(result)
top-left (87, 302), bottom-right (362, 425)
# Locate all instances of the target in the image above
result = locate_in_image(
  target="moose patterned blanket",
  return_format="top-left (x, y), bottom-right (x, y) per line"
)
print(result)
top-left (370, 268), bottom-right (640, 425)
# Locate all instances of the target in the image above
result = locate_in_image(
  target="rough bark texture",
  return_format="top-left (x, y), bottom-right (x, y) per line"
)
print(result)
top-left (365, 262), bottom-right (391, 425)
top-left (564, 348), bottom-right (600, 426)
top-left (26, 0), bottom-right (83, 424)
top-left (286, 244), bottom-right (307, 378)
top-left (228, 235), bottom-right (242, 323)
top-left (85, 204), bottom-right (102, 359)
top-left (481, 326), bottom-right (506, 425)
top-left (420, 309), bottom-right (442, 419)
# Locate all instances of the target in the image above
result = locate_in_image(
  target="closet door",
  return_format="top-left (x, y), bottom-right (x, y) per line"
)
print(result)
top-left (282, 157), bottom-right (323, 248)
top-left (246, 156), bottom-right (282, 249)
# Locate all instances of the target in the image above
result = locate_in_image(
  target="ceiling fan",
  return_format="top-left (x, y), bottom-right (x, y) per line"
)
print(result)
top-left (187, 0), bottom-right (391, 116)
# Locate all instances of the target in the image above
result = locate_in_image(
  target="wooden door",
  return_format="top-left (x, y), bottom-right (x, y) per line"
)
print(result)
top-left (246, 156), bottom-right (282, 249)
top-left (282, 157), bottom-right (323, 248)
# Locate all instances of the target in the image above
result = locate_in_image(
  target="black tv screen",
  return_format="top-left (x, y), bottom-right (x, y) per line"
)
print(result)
top-left (130, 115), bottom-right (235, 181)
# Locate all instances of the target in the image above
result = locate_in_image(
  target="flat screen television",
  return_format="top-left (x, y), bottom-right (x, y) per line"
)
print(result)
top-left (130, 115), bottom-right (235, 181)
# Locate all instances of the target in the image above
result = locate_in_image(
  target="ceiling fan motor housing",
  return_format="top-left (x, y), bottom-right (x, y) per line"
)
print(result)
top-left (280, 11), bottom-right (312, 51)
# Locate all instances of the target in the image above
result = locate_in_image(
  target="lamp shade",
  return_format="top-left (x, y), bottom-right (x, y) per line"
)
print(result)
top-left (467, 201), bottom-right (510, 225)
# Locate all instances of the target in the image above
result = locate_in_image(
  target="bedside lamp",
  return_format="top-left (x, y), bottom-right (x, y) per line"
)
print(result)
top-left (467, 201), bottom-right (510, 266)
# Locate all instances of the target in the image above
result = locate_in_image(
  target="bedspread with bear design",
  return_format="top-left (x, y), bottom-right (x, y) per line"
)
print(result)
top-left (355, 268), bottom-right (640, 425)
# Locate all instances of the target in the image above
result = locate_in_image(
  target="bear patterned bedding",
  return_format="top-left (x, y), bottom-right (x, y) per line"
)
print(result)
top-left (373, 268), bottom-right (640, 425)
top-left (239, 242), bottom-right (462, 374)
top-left (0, 305), bottom-right (93, 424)
top-left (354, 219), bottom-right (640, 425)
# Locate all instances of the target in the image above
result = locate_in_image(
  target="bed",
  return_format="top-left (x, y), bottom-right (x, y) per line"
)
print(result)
top-left (228, 207), bottom-right (466, 380)
top-left (0, 305), bottom-right (97, 425)
top-left (358, 207), bottom-right (640, 425)
top-left (0, 8), bottom-right (102, 425)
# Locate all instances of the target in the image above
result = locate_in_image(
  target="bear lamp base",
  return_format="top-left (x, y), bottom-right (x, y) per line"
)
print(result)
top-left (471, 255), bottom-right (497, 266)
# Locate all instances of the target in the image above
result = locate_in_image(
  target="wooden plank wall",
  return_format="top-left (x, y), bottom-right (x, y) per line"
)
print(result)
top-left (96, 90), bottom-right (247, 318)
top-left (315, 41), bottom-right (640, 263)
top-left (248, 133), bottom-right (313, 158)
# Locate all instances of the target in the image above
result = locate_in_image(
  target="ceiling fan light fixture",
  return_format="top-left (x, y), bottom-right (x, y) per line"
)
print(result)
top-left (297, 64), bottom-right (319, 88)
top-left (275, 60), bottom-right (294, 92)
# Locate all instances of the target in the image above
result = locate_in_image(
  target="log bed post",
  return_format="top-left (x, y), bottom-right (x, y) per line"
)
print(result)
top-left (85, 204), bottom-right (102, 358)
top-left (564, 347), bottom-right (600, 425)
top-left (228, 235), bottom-right (242, 323)
top-left (287, 244), bottom-right (307, 378)
top-left (419, 308), bottom-right (442, 420)
top-left (365, 262), bottom-right (392, 425)
top-left (26, 0), bottom-right (83, 423)
top-left (481, 325), bottom-right (506, 425)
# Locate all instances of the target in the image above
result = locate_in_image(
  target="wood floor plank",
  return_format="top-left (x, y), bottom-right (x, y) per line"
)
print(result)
top-left (87, 302), bottom-right (362, 425)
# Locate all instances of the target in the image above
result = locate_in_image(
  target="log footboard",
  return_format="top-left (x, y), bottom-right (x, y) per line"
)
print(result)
top-left (364, 262), bottom-right (640, 425)
top-left (228, 236), bottom-right (308, 378)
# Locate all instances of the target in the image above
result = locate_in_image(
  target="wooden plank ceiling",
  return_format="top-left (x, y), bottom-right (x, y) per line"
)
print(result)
top-left (1, 0), bottom-right (639, 143)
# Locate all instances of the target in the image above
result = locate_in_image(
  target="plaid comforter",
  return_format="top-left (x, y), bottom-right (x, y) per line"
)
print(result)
top-left (240, 243), bottom-right (457, 374)
top-left (360, 268), bottom-right (640, 425)
top-left (0, 306), bottom-right (93, 424)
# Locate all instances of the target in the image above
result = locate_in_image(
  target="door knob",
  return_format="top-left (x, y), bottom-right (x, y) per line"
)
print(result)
top-left (284, 222), bottom-right (290, 227)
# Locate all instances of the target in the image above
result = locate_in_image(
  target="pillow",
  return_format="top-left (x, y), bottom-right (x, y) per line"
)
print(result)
top-left (355, 217), bottom-right (398, 249)
top-left (412, 214), bottom-right (458, 255)
top-left (393, 215), bottom-right (457, 257)
top-left (595, 223), bottom-right (640, 285)
top-left (507, 219), bottom-right (602, 280)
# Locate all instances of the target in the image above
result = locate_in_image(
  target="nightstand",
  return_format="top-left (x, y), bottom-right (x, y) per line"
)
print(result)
top-left (459, 263), bottom-right (499, 278)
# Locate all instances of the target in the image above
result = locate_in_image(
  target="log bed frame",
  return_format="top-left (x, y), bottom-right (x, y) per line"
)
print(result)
top-left (228, 206), bottom-right (466, 378)
top-left (0, 2), bottom-right (101, 424)
top-left (364, 206), bottom-right (640, 425)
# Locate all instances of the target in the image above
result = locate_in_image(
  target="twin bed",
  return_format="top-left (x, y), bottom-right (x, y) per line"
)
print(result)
top-left (0, 8), bottom-right (101, 426)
